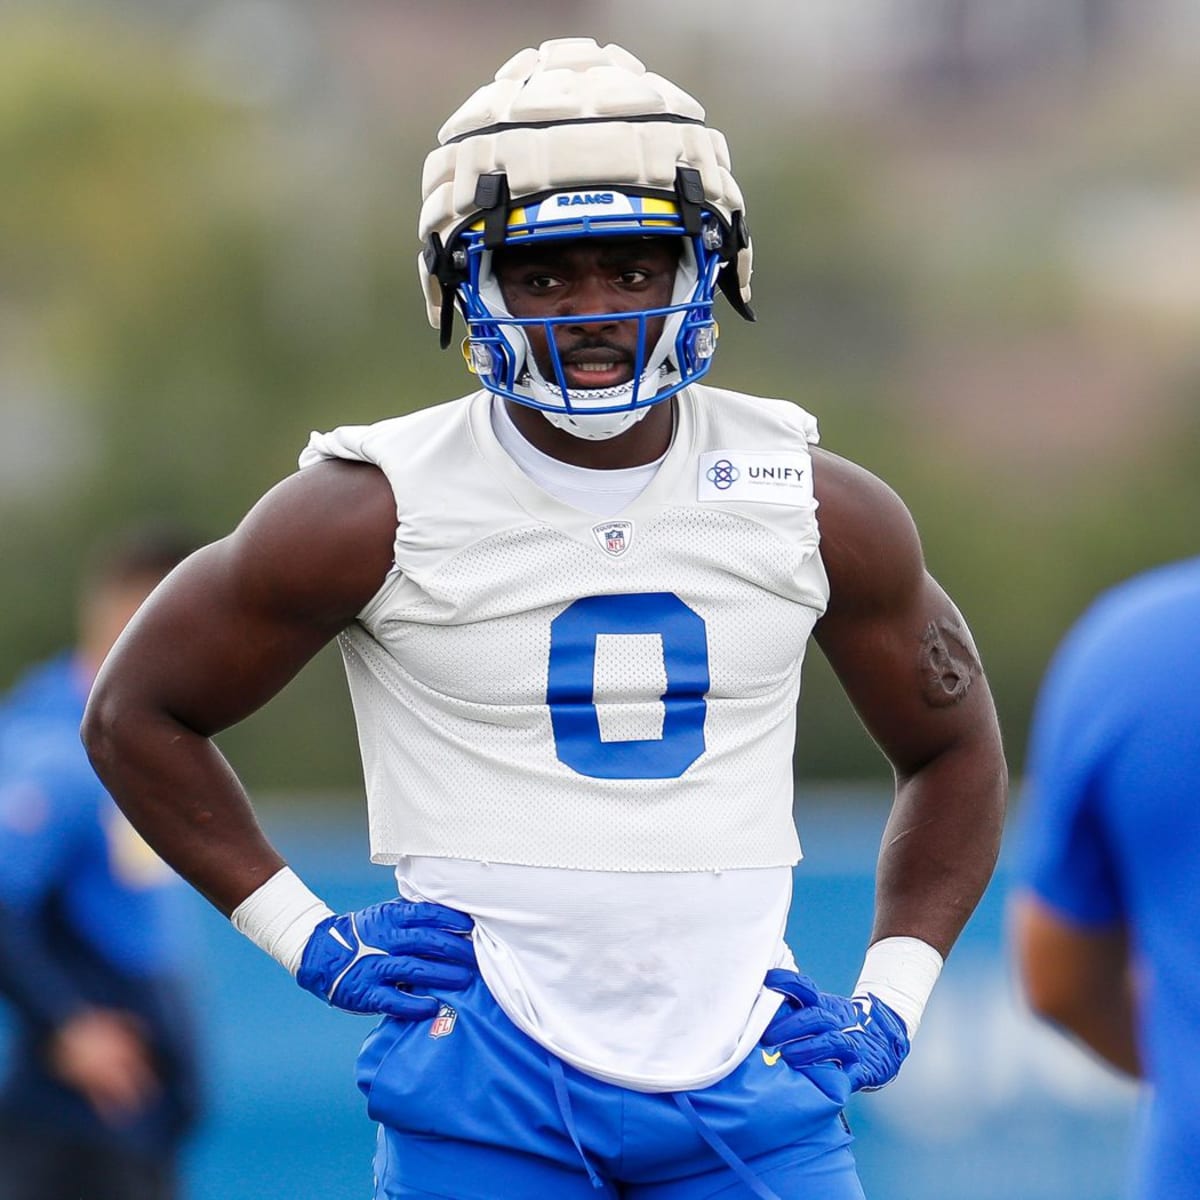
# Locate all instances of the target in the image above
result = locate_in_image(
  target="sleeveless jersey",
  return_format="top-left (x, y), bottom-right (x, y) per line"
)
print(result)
top-left (300, 383), bottom-right (829, 1089)
top-left (300, 383), bottom-right (828, 873)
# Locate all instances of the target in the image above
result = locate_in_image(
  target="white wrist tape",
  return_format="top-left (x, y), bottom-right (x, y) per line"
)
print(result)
top-left (853, 936), bottom-right (944, 1039)
top-left (230, 867), bottom-right (335, 976)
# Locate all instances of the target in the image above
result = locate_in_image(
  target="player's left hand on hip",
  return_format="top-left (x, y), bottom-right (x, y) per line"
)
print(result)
top-left (761, 967), bottom-right (910, 1092)
top-left (297, 900), bottom-right (477, 1020)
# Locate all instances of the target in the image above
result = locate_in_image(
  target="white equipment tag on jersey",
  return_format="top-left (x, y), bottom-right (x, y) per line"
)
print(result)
top-left (697, 451), bottom-right (815, 506)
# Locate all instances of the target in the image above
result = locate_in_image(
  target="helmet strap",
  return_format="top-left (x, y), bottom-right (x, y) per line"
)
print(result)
top-left (674, 166), bottom-right (706, 235)
top-left (475, 172), bottom-right (511, 250)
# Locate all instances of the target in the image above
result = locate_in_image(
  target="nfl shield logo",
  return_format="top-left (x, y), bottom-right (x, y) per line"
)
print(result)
top-left (429, 1003), bottom-right (457, 1039)
top-left (591, 520), bottom-right (634, 557)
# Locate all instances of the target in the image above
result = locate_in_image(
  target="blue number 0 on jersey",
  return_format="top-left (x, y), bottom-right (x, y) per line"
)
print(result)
top-left (547, 592), bottom-right (710, 780)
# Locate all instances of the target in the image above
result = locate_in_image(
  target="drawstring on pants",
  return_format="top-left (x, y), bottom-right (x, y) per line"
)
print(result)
top-left (672, 1093), bottom-right (783, 1200)
top-left (547, 1053), bottom-right (608, 1191)
top-left (546, 1053), bottom-right (780, 1200)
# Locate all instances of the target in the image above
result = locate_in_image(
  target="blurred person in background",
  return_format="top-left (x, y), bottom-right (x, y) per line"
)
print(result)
top-left (1013, 554), bottom-right (1200, 1199)
top-left (0, 522), bottom-right (202, 1200)
top-left (82, 38), bottom-right (1006, 1200)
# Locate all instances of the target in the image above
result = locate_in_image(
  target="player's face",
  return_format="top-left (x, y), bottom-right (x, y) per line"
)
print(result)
top-left (492, 237), bottom-right (680, 392)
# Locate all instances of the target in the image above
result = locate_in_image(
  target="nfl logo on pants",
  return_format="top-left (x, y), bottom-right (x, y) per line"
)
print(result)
top-left (429, 1003), bottom-right (457, 1039)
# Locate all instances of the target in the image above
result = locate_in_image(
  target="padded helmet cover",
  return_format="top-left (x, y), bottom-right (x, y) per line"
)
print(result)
top-left (417, 37), bottom-right (753, 329)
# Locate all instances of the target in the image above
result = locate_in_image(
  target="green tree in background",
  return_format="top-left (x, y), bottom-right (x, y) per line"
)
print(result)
top-left (2, 11), bottom-right (1197, 794)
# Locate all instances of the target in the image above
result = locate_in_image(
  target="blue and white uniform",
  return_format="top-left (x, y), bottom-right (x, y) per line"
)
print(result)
top-left (1019, 556), bottom-right (1200, 1200)
top-left (302, 384), bottom-right (863, 1198)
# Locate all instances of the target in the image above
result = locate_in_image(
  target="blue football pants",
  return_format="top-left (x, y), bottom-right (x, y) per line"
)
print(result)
top-left (357, 975), bottom-right (864, 1200)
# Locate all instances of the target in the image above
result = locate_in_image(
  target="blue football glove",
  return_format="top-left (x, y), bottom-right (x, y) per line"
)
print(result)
top-left (762, 968), bottom-right (911, 1092)
top-left (296, 900), bottom-right (476, 1020)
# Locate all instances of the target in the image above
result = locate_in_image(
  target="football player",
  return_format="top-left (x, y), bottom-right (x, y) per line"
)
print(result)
top-left (83, 38), bottom-right (1006, 1199)
top-left (1014, 556), bottom-right (1200, 1199)
top-left (0, 524), bottom-right (201, 1200)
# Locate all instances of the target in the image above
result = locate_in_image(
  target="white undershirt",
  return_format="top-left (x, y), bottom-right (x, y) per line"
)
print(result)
top-left (490, 397), bottom-right (664, 516)
top-left (393, 401), bottom-right (794, 1093)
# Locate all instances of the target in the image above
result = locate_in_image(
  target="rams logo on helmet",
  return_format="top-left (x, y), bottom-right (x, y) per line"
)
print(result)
top-left (557, 192), bottom-right (615, 206)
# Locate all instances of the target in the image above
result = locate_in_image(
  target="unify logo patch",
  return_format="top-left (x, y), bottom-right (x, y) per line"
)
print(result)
top-left (591, 519), bottom-right (634, 556)
top-left (697, 451), bottom-right (814, 506)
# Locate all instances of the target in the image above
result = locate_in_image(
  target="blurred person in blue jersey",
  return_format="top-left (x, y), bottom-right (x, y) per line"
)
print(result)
top-left (1013, 555), bottom-right (1200, 1200)
top-left (0, 522), bottom-right (202, 1200)
top-left (81, 38), bottom-right (1006, 1200)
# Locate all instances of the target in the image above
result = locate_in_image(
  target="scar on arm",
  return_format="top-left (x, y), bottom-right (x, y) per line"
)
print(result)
top-left (919, 618), bottom-right (979, 708)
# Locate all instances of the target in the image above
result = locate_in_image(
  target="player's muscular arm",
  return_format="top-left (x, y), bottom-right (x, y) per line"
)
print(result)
top-left (811, 449), bottom-right (1008, 958)
top-left (82, 460), bottom-right (397, 916)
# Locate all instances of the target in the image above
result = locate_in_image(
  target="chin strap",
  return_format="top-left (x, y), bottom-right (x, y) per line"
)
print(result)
top-left (717, 209), bottom-right (755, 322)
top-left (423, 231), bottom-right (469, 350)
top-left (525, 359), bottom-right (675, 441)
top-left (540, 404), bottom-right (654, 442)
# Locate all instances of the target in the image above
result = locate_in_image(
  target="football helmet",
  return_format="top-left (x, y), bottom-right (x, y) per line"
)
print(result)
top-left (419, 38), bottom-right (755, 439)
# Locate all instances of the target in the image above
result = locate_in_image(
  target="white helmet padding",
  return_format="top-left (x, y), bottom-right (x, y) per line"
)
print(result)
top-left (417, 38), bottom-right (753, 436)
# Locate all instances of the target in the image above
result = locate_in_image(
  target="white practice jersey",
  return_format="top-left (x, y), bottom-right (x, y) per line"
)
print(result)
top-left (299, 383), bottom-right (829, 1089)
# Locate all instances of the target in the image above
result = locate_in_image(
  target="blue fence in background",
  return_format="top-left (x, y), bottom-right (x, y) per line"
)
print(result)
top-left (1, 791), bottom-right (1139, 1199)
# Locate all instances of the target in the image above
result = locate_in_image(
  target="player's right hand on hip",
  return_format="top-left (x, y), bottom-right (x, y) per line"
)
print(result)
top-left (296, 900), bottom-right (476, 1019)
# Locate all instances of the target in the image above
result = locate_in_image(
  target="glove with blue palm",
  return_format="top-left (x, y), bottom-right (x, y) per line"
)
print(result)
top-left (297, 900), bottom-right (477, 1020)
top-left (762, 968), bottom-right (911, 1092)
